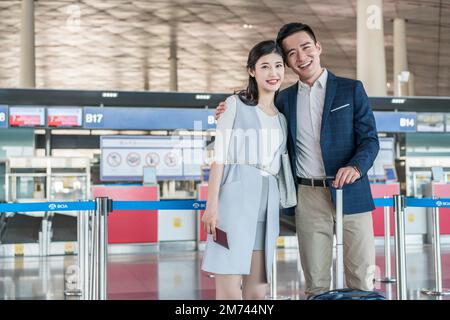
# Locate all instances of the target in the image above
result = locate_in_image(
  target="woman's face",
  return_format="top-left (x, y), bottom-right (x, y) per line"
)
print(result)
top-left (249, 52), bottom-right (285, 93)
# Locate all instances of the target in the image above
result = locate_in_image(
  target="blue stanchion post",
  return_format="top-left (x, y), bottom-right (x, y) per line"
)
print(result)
top-left (97, 197), bottom-right (110, 300)
top-left (88, 208), bottom-right (96, 300)
top-left (378, 196), bottom-right (396, 283)
top-left (393, 195), bottom-right (407, 300)
top-left (421, 196), bottom-right (450, 297)
top-left (77, 208), bottom-right (84, 297)
top-left (64, 207), bottom-right (84, 297)
top-left (83, 208), bottom-right (90, 300)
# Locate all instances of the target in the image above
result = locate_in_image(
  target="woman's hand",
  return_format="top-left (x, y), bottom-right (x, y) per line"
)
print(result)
top-left (214, 101), bottom-right (226, 120)
top-left (202, 205), bottom-right (219, 241)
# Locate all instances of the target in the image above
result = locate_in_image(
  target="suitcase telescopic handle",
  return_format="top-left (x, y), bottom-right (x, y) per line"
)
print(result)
top-left (334, 188), bottom-right (344, 290)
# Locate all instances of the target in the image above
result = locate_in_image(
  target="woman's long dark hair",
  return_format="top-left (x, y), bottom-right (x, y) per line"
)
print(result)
top-left (237, 40), bottom-right (284, 106)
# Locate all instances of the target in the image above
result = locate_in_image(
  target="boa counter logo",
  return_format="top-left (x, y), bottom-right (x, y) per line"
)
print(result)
top-left (436, 201), bottom-right (450, 207)
top-left (48, 203), bottom-right (69, 210)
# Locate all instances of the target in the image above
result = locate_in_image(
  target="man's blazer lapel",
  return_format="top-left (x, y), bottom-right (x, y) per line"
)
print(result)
top-left (288, 82), bottom-right (298, 143)
top-left (320, 71), bottom-right (337, 140)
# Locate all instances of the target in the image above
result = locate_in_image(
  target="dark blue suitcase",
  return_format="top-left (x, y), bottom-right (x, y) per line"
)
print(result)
top-left (311, 288), bottom-right (385, 300)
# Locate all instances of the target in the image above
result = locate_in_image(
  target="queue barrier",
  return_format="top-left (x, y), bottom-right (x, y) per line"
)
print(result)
top-left (1, 197), bottom-right (450, 300)
top-left (371, 196), bottom-right (450, 300)
top-left (2, 197), bottom-right (445, 213)
top-left (0, 199), bottom-right (206, 300)
top-left (0, 200), bottom-right (206, 213)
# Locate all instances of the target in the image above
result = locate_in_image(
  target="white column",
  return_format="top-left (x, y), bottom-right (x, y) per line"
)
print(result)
top-left (143, 55), bottom-right (150, 91)
top-left (45, 129), bottom-right (51, 156)
top-left (169, 24), bottom-right (178, 91)
top-left (169, 43), bottom-right (178, 91)
top-left (408, 72), bottom-right (415, 96)
top-left (20, 0), bottom-right (36, 88)
top-left (393, 18), bottom-right (409, 96)
top-left (357, 0), bottom-right (387, 96)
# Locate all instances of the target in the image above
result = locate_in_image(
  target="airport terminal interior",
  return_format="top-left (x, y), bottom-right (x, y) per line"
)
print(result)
top-left (1, 0), bottom-right (450, 300)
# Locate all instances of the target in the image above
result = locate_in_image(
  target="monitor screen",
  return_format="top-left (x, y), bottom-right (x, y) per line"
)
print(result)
top-left (202, 166), bottom-right (210, 182)
top-left (48, 107), bottom-right (82, 127)
top-left (9, 106), bottom-right (45, 127)
top-left (384, 165), bottom-right (397, 182)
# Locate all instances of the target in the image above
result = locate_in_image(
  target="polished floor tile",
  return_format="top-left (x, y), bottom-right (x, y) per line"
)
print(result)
top-left (1, 244), bottom-right (450, 300)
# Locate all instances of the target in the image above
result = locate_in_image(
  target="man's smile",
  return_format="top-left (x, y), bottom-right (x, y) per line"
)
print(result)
top-left (299, 60), bottom-right (313, 69)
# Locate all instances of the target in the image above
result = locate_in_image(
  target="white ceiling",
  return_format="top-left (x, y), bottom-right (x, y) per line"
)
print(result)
top-left (0, 0), bottom-right (449, 96)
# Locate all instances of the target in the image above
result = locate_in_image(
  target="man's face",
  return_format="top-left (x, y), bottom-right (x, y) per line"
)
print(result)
top-left (281, 31), bottom-right (322, 84)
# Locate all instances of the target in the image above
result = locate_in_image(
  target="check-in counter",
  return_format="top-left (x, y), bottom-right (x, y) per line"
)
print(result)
top-left (371, 183), bottom-right (427, 242)
top-left (93, 184), bottom-right (200, 246)
top-left (158, 194), bottom-right (197, 242)
top-left (93, 185), bottom-right (158, 244)
top-left (424, 182), bottom-right (450, 243)
top-left (370, 183), bottom-right (399, 236)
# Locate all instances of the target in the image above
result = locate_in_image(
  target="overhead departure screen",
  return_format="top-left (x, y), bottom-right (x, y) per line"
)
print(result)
top-left (48, 107), bottom-right (82, 127)
top-left (9, 106), bottom-right (45, 127)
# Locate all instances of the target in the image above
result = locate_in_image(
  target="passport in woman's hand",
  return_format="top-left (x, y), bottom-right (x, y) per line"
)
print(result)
top-left (214, 227), bottom-right (229, 249)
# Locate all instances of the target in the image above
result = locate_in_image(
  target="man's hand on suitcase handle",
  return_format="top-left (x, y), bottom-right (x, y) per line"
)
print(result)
top-left (332, 166), bottom-right (361, 189)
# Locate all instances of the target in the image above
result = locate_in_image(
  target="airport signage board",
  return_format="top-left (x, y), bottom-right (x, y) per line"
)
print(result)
top-left (48, 107), bottom-right (83, 127)
top-left (417, 113), bottom-right (445, 132)
top-left (84, 107), bottom-right (216, 130)
top-left (373, 111), bottom-right (417, 132)
top-left (0, 105), bottom-right (8, 128)
top-left (100, 136), bottom-right (205, 181)
top-left (9, 106), bottom-right (45, 127)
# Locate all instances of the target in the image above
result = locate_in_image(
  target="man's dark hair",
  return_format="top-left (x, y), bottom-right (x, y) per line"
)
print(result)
top-left (276, 23), bottom-right (317, 58)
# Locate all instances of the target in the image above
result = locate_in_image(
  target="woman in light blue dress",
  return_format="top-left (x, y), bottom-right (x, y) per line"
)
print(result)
top-left (201, 40), bottom-right (288, 300)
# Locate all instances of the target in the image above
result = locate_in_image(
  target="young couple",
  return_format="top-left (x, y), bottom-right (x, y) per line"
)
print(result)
top-left (201, 22), bottom-right (380, 300)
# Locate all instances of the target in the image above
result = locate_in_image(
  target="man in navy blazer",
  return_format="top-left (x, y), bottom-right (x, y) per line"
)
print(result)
top-left (275, 23), bottom-right (379, 297)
